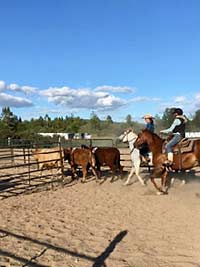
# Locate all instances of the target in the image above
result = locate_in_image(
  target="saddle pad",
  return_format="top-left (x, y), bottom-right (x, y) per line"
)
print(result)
top-left (172, 138), bottom-right (195, 153)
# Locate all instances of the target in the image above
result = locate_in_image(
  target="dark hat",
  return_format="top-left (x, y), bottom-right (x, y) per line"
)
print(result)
top-left (172, 108), bottom-right (183, 115)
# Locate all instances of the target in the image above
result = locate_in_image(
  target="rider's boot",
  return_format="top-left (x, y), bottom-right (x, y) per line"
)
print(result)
top-left (140, 155), bottom-right (150, 167)
top-left (163, 152), bottom-right (173, 170)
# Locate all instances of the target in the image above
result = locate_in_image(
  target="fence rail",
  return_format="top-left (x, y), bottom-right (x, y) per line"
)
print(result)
top-left (0, 138), bottom-right (118, 148)
top-left (0, 139), bottom-right (131, 199)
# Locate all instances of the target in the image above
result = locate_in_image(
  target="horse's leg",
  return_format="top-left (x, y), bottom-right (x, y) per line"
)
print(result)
top-left (171, 172), bottom-right (186, 187)
top-left (161, 170), bottom-right (169, 194)
top-left (91, 166), bottom-right (99, 182)
top-left (181, 179), bottom-right (186, 185)
top-left (124, 167), bottom-right (135, 185)
top-left (180, 170), bottom-right (188, 185)
top-left (150, 176), bottom-right (164, 194)
top-left (170, 177), bottom-right (175, 186)
top-left (135, 150), bottom-right (144, 186)
top-left (150, 166), bottom-right (168, 194)
top-left (124, 165), bottom-right (145, 186)
top-left (135, 162), bottom-right (146, 186)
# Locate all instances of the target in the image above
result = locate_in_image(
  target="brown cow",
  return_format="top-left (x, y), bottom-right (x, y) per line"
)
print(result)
top-left (32, 147), bottom-right (64, 178)
top-left (63, 147), bottom-right (99, 183)
top-left (93, 147), bottom-right (123, 181)
top-left (81, 145), bottom-right (123, 182)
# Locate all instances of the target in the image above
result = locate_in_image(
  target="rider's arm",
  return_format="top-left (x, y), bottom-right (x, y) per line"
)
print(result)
top-left (160, 118), bottom-right (181, 134)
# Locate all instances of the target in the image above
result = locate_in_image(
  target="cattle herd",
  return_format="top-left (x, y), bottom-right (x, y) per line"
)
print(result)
top-left (32, 146), bottom-right (124, 184)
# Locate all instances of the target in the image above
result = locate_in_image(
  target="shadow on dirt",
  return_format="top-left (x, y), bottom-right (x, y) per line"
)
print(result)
top-left (0, 228), bottom-right (128, 267)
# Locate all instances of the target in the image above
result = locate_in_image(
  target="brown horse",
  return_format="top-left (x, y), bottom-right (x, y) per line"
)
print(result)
top-left (134, 129), bottom-right (200, 194)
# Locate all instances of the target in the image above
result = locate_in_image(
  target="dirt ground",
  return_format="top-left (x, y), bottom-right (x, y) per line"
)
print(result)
top-left (0, 165), bottom-right (200, 267)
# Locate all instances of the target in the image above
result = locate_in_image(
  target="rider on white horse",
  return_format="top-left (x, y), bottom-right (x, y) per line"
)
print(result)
top-left (140, 114), bottom-right (155, 165)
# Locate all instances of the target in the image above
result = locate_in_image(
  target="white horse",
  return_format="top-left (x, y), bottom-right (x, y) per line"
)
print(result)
top-left (118, 129), bottom-right (147, 186)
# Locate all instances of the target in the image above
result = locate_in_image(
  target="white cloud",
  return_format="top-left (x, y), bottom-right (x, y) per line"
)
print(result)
top-left (194, 93), bottom-right (200, 108)
top-left (96, 95), bottom-right (125, 108)
top-left (195, 93), bottom-right (200, 101)
top-left (130, 96), bottom-right (150, 102)
top-left (152, 97), bottom-right (161, 102)
top-left (0, 80), bottom-right (37, 94)
top-left (21, 85), bottom-right (37, 94)
top-left (0, 93), bottom-right (33, 107)
top-left (40, 86), bottom-right (126, 111)
top-left (0, 80), bottom-right (6, 91)
top-left (7, 83), bottom-right (37, 94)
top-left (94, 85), bottom-right (135, 93)
top-left (174, 96), bottom-right (187, 104)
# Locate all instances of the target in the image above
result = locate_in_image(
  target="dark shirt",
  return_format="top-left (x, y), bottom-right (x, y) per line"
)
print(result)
top-left (146, 122), bottom-right (154, 133)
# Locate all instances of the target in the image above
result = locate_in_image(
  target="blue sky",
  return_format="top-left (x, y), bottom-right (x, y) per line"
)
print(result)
top-left (1, 0), bottom-right (200, 122)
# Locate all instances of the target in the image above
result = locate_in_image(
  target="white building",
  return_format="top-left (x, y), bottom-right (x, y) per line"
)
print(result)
top-left (38, 132), bottom-right (91, 140)
top-left (185, 132), bottom-right (200, 138)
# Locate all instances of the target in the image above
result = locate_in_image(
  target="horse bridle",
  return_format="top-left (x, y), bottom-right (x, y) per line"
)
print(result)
top-left (122, 130), bottom-right (137, 143)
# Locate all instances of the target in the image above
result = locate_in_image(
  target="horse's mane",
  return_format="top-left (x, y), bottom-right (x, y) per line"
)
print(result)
top-left (142, 129), bottom-right (164, 144)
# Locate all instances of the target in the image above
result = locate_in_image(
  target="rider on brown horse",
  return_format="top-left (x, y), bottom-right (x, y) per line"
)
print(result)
top-left (160, 108), bottom-right (188, 167)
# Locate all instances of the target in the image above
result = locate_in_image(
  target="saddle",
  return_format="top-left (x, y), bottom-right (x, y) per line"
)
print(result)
top-left (162, 138), bottom-right (195, 154)
top-left (172, 138), bottom-right (195, 154)
top-left (162, 138), bottom-right (196, 170)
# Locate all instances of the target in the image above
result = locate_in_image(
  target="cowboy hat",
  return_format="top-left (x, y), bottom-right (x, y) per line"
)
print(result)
top-left (142, 114), bottom-right (155, 119)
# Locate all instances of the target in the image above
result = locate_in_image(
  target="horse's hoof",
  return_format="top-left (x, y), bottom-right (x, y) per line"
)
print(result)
top-left (123, 180), bottom-right (130, 185)
top-left (98, 179), bottom-right (106, 185)
top-left (180, 180), bottom-right (186, 186)
top-left (156, 191), bottom-right (164, 195)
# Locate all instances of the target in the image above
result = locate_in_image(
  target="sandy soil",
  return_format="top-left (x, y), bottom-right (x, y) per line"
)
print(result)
top-left (0, 165), bottom-right (200, 267)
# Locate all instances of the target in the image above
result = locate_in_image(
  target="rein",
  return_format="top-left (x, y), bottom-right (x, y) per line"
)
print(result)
top-left (122, 131), bottom-right (137, 143)
top-left (130, 146), bottom-right (136, 154)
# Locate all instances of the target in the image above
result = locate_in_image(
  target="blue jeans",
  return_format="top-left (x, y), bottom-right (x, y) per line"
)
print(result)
top-left (165, 134), bottom-right (182, 153)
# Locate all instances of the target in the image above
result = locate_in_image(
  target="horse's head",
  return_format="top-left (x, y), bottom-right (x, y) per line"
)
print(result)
top-left (118, 129), bottom-right (137, 144)
top-left (135, 129), bottom-right (164, 152)
top-left (134, 129), bottom-right (153, 149)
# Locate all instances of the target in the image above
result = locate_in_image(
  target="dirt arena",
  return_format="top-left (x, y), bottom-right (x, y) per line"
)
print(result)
top-left (0, 164), bottom-right (200, 267)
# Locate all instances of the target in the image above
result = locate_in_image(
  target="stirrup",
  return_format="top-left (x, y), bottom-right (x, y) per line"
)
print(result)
top-left (163, 159), bottom-right (173, 166)
top-left (163, 160), bottom-right (173, 171)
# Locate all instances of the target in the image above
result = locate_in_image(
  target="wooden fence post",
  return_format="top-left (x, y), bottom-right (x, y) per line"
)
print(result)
top-left (59, 142), bottom-right (64, 183)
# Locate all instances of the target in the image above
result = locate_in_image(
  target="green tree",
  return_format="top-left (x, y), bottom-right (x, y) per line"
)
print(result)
top-left (0, 107), bottom-right (19, 138)
top-left (161, 108), bottom-right (175, 128)
top-left (106, 115), bottom-right (113, 123)
top-left (191, 109), bottom-right (200, 130)
top-left (125, 114), bottom-right (133, 127)
top-left (90, 112), bottom-right (101, 131)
